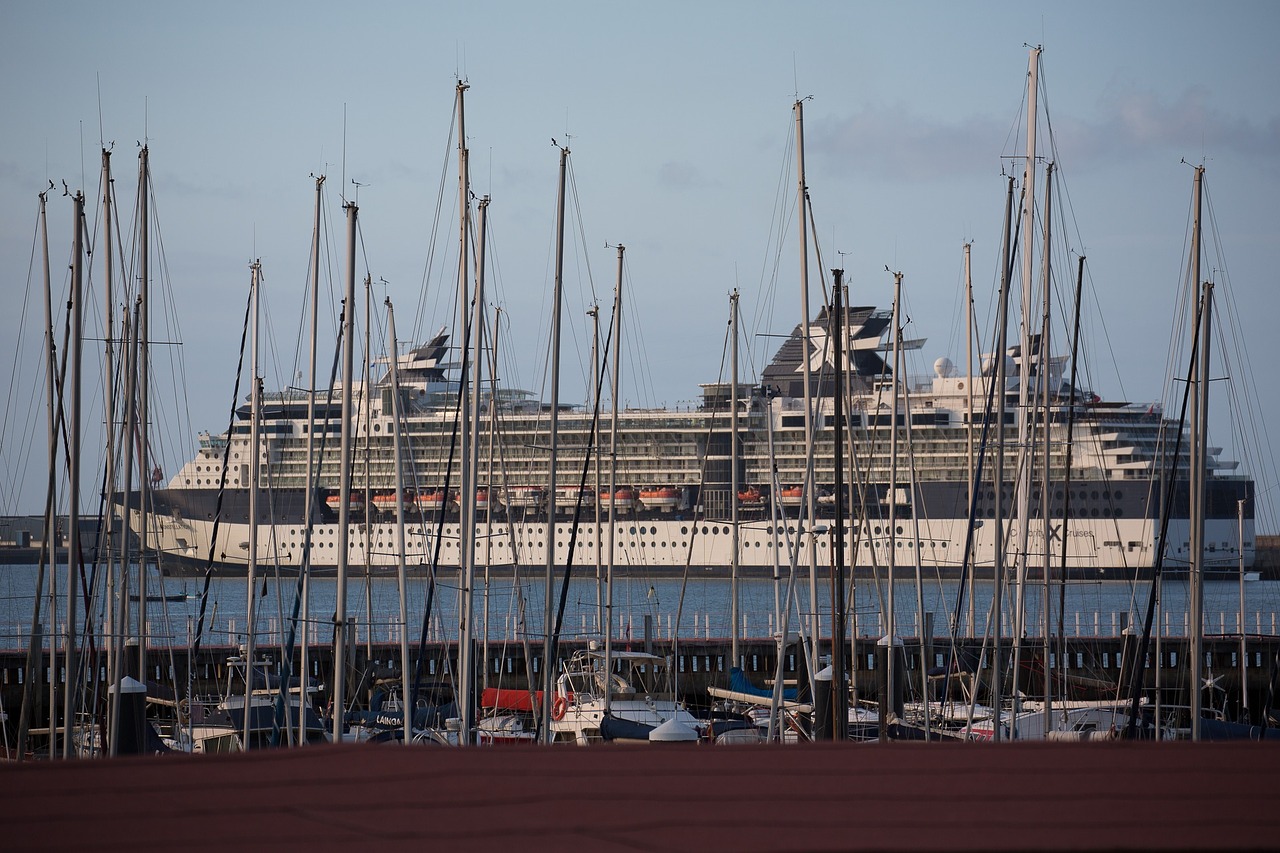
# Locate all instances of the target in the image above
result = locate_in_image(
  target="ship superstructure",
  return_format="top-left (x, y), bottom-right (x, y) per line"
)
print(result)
top-left (126, 306), bottom-right (1253, 577)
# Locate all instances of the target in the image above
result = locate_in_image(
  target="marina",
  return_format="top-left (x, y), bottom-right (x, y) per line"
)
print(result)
top-left (3, 5), bottom-right (1279, 782)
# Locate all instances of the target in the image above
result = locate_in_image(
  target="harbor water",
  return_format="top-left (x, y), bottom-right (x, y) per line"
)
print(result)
top-left (3, 563), bottom-right (1278, 651)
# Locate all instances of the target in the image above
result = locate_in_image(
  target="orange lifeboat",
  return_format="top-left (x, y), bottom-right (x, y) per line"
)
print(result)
top-left (415, 489), bottom-right (451, 513)
top-left (475, 488), bottom-right (490, 512)
top-left (325, 492), bottom-right (365, 514)
top-left (639, 486), bottom-right (680, 510)
top-left (777, 486), bottom-right (804, 508)
top-left (371, 490), bottom-right (409, 514)
top-left (599, 487), bottom-right (636, 511)
top-left (737, 486), bottom-right (765, 506)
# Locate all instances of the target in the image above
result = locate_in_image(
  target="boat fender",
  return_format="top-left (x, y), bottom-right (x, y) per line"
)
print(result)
top-left (551, 695), bottom-right (569, 721)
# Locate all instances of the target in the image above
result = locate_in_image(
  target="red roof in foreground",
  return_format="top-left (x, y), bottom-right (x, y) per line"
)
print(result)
top-left (4, 741), bottom-right (1278, 851)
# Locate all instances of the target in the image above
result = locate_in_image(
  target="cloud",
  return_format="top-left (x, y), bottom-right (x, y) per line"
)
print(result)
top-left (806, 89), bottom-right (1280, 181)
top-left (656, 160), bottom-right (718, 190)
top-left (1064, 87), bottom-right (1280, 163)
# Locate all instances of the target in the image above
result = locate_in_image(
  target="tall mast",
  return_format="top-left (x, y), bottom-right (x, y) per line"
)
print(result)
top-left (299, 173), bottom-right (324, 744)
top-left (730, 288), bottom-right (740, 668)
top-left (1012, 46), bottom-right (1041, 658)
top-left (98, 150), bottom-right (125, 754)
top-left (242, 260), bottom-right (262, 749)
top-left (18, 188), bottom-right (57, 760)
top-left (454, 80), bottom-right (476, 745)
top-left (794, 97), bottom-right (820, 675)
top-left (884, 270), bottom-right (903, 742)
top-left (830, 270), bottom-right (847, 741)
top-left (1188, 165), bottom-right (1207, 740)
top-left (1038, 162), bottom-right (1055, 735)
top-left (459, 193), bottom-right (489, 745)
top-left (363, 274), bottom-right (373, 666)
top-left (588, 303), bottom-right (602, 628)
top-left (136, 147), bottom-right (151, 684)
top-left (384, 297), bottom-right (412, 747)
top-left (100, 150), bottom-right (119, 705)
top-left (64, 189), bottom-right (85, 757)
top-left (333, 200), bottom-right (358, 743)
top-left (964, 242), bottom-right (976, 636)
top-left (604, 244), bottom-right (624, 719)
top-left (541, 143), bottom-right (569, 743)
top-left (990, 175), bottom-right (1017, 742)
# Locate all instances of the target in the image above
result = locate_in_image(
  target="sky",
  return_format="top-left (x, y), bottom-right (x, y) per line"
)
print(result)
top-left (1, 0), bottom-right (1278, 525)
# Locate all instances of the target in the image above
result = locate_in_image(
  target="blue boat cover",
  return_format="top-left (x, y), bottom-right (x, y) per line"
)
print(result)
top-left (729, 666), bottom-right (797, 701)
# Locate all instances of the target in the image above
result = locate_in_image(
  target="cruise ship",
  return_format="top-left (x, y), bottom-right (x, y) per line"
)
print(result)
top-left (124, 304), bottom-right (1254, 578)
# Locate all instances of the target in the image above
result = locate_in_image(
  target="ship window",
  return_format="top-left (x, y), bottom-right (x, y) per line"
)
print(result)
top-left (681, 527), bottom-right (688, 535)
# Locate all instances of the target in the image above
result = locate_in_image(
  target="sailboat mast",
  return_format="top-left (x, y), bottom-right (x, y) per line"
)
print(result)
top-left (604, 244), bottom-right (624, 719)
top-left (830, 270), bottom-right (847, 741)
top-left (333, 200), bottom-right (358, 743)
top-left (299, 173), bottom-right (324, 745)
top-left (242, 260), bottom-right (262, 749)
top-left (730, 288), bottom-right (740, 668)
top-left (1039, 162), bottom-right (1055, 735)
top-left (964, 242), bottom-right (976, 637)
top-left (384, 297), bottom-right (412, 747)
top-left (991, 175), bottom-right (1017, 742)
top-left (794, 98), bottom-right (820, 676)
top-left (455, 80), bottom-right (479, 745)
top-left (541, 143), bottom-right (569, 743)
top-left (18, 189), bottom-right (57, 760)
top-left (1187, 164), bottom-right (1205, 740)
top-left (136, 147), bottom-right (151, 684)
top-left (589, 303), bottom-right (602, 627)
top-left (884, 270), bottom-right (903, 742)
top-left (100, 149), bottom-right (119, 705)
top-left (64, 189), bottom-right (85, 758)
top-left (98, 149), bottom-right (125, 755)
top-left (1012, 46), bottom-right (1041, 661)
top-left (459, 193), bottom-right (489, 745)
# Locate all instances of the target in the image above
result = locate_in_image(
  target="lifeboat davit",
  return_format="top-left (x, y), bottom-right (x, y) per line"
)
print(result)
top-left (639, 486), bottom-right (680, 510)
top-left (325, 492), bottom-right (365, 514)
top-left (500, 486), bottom-right (546, 509)
top-left (599, 488), bottom-right (637, 511)
top-left (777, 486), bottom-right (804, 508)
top-left (555, 486), bottom-right (595, 510)
top-left (737, 486), bottom-right (765, 506)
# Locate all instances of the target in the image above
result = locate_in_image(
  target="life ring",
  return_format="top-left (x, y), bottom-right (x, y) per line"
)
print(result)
top-left (551, 694), bottom-right (569, 721)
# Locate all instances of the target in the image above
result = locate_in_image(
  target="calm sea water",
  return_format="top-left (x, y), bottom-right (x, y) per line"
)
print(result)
top-left (2, 563), bottom-right (1277, 650)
